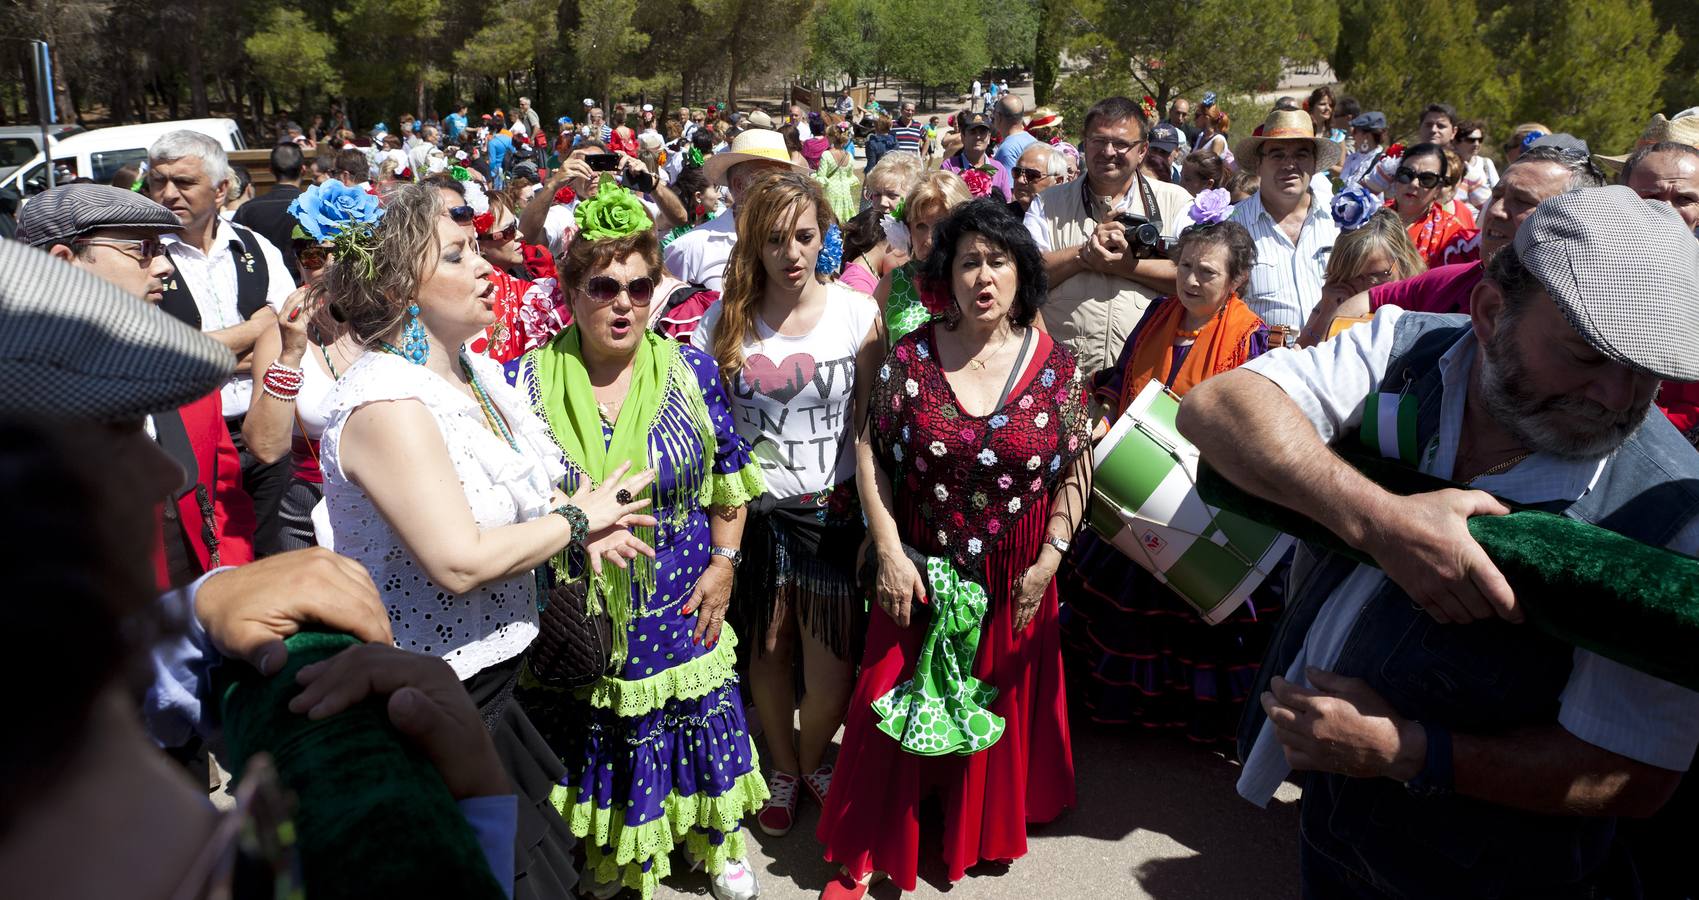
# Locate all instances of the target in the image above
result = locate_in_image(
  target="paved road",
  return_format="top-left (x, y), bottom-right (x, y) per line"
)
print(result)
top-left (652, 725), bottom-right (1303, 899)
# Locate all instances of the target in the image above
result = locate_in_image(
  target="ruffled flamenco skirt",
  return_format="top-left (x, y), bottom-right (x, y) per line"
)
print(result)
top-left (523, 623), bottom-right (768, 899)
top-left (815, 508), bottom-right (1075, 892)
top-left (1057, 528), bottom-right (1287, 745)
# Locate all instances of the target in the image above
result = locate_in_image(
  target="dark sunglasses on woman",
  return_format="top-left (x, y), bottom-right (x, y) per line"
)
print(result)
top-left (584, 275), bottom-right (655, 305)
top-left (446, 205), bottom-right (476, 225)
top-left (1395, 166), bottom-right (1444, 189)
top-left (292, 240), bottom-right (332, 271)
top-left (478, 223), bottom-right (518, 244)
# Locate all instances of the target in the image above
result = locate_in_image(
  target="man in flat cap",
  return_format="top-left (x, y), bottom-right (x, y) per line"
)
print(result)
top-left (13, 185), bottom-right (390, 747)
top-left (1180, 186), bottom-right (1699, 897)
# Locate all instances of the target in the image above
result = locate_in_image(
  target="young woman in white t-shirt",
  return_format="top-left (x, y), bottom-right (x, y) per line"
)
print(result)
top-left (693, 172), bottom-right (884, 838)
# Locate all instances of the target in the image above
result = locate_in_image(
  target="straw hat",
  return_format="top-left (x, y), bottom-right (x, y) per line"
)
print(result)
top-left (1235, 109), bottom-right (1341, 169)
top-left (703, 128), bottom-right (808, 184)
top-left (1028, 108), bottom-right (1063, 132)
top-left (1595, 113), bottom-right (1699, 170)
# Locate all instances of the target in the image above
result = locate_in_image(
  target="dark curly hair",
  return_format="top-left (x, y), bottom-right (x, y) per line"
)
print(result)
top-left (1175, 219), bottom-right (1257, 289)
top-left (922, 196), bottom-right (1046, 329)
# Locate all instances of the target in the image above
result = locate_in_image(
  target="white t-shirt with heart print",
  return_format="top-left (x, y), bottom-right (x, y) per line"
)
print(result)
top-left (693, 282), bottom-right (879, 502)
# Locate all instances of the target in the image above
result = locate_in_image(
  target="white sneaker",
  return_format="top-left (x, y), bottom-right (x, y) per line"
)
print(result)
top-left (706, 857), bottom-right (761, 900)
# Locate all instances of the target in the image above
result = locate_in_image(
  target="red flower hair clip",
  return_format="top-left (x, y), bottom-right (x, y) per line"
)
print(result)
top-left (554, 185), bottom-right (576, 206)
top-left (1386, 143), bottom-right (1405, 158)
top-left (473, 211), bottom-right (495, 236)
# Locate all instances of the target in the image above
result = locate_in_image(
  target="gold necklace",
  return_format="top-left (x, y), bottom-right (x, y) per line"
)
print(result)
top-left (964, 329), bottom-right (1012, 371)
top-left (1465, 451), bottom-right (1532, 484)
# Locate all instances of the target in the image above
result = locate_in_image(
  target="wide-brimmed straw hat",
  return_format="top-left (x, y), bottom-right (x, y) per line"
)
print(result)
top-left (1595, 112), bottom-right (1699, 171)
top-left (1235, 109), bottom-right (1341, 169)
top-left (702, 128), bottom-right (808, 184)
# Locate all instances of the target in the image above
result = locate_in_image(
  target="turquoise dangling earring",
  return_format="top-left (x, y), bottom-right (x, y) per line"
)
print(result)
top-left (402, 303), bottom-right (430, 364)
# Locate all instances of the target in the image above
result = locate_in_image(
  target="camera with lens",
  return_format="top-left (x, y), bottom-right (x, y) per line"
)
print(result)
top-left (1110, 212), bottom-right (1177, 258)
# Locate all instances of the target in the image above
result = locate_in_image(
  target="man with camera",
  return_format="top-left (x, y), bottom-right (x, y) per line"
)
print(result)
top-left (1023, 96), bottom-right (1190, 375)
top-left (1228, 109), bottom-right (1341, 344)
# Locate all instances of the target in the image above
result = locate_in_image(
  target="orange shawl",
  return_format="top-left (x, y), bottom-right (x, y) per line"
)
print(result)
top-left (1118, 294), bottom-right (1265, 415)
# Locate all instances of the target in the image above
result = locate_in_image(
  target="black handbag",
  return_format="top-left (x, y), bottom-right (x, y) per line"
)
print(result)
top-left (528, 571), bottom-right (616, 689)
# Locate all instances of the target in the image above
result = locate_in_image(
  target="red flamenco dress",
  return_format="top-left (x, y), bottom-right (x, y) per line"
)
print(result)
top-left (817, 324), bottom-right (1090, 891)
top-left (1397, 197), bottom-right (1480, 269)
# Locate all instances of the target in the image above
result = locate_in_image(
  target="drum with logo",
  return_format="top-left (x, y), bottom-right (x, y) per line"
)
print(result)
top-left (1086, 381), bottom-right (1293, 624)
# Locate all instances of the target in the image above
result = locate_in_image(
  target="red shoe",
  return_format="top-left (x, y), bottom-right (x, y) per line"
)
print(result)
top-left (819, 869), bottom-right (881, 900)
top-left (802, 764), bottom-right (833, 807)
top-left (756, 770), bottom-right (799, 836)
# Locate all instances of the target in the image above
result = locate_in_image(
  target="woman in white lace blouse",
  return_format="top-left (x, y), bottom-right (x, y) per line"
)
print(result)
top-left (315, 183), bottom-right (654, 900)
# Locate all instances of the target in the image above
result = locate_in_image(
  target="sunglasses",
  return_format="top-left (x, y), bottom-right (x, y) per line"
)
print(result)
top-left (73, 236), bottom-right (164, 263)
top-left (1458, 134), bottom-right (1484, 143)
top-left (446, 205), bottom-right (475, 225)
top-left (292, 241), bottom-right (333, 271)
top-left (1395, 166), bottom-right (1445, 189)
top-left (583, 275), bottom-right (655, 305)
top-left (478, 223), bottom-right (518, 244)
top-left (1011, 166), bottom-right (1050, 183)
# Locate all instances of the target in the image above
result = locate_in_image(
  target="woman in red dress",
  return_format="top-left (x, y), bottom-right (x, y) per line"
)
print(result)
top-left (817, 198), bottom-right (1092, 897)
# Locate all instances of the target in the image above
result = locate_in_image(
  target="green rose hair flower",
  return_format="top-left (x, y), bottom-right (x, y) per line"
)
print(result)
top-left (574, 175), bottom-right (654, 240)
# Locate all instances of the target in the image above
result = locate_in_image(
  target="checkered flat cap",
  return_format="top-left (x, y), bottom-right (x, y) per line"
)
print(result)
top-left (15, 184), bottom-right (183, 248)
top-left (0, 241), bottom-right (233, 422)
top-left (1514, 185), bottom-right (1699, 381)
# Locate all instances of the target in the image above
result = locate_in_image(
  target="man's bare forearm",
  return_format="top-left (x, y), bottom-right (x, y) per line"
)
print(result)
top-left (1455, 725), bottom-right (1680, 818)
top-left (1041, 246), bottom-right (1087, 287)
top-left (1176, 368), bottom-right (1391, 552)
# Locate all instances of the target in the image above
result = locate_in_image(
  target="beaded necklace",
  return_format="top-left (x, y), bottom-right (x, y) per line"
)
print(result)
top-left (378, 342), bottom-right (519, 452)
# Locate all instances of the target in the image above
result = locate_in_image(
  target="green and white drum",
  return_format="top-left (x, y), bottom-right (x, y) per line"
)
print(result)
top-left (1086, 381), bottom-right (1293, 624)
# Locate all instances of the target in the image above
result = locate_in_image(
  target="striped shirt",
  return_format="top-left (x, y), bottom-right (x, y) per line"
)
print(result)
top-left (1234, 309), bottom-right (1699, 806)
top-left (1229, 189), bottom-right (1338, 331)
top-left (891, 120), bottom-right (925, 155)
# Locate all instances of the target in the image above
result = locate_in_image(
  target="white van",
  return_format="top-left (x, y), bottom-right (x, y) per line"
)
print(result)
top-left (3, 118), bottom-right (245, 198)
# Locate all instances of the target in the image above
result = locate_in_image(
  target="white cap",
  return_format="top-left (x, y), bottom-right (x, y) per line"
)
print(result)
top-left (642, 104), bottom-right (654, 112)
top-left (583, 98), bottom-right (594, 107)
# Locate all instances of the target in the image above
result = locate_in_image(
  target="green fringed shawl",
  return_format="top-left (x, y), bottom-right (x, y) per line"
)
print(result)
top-left (521, 329), bottom-right (719, 666)
top-left (1197, 449), bottom-right (1699, 692)
top-left (213, 632), bottom-right (506, 900)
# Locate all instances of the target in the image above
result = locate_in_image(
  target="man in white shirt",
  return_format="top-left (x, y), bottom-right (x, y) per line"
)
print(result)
top-left (1227, 109), bottom-right (1341, 339)
top-left (663, 129), bottom-right (808, 292)
top-left (1178, 187), bottom-right (1699, 898)
top-left (147, 130), bottom-right (296, 553)
top-left (1023, 96), bottom-right (1190, 375)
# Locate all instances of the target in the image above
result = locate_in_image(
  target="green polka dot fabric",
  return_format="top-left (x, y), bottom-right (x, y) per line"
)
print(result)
top-left (872, 556), bottom-right (1006, 756)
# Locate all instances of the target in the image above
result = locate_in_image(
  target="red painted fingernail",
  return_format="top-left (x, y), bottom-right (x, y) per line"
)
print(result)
top-left (288, 307), bottom-right (302, 322)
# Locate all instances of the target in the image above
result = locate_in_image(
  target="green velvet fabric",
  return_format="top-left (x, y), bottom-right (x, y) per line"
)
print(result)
top-left (1197, 451), bottom-right (1699, 692)
top-left (214, 632), bottom-right (506, 900)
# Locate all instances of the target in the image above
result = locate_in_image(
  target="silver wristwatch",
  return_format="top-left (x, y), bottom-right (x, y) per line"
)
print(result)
top-left (1046, 536), bottom-right (1071, 555)
top-left (709, 546), bottom-right (743, 567)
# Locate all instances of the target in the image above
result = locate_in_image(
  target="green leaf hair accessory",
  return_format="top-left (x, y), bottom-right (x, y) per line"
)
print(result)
top-left (331, 221), bottom-right (381, 280)
top-left (574, 175), bottom-right (654, 240)
top-left (891, 197), bottom-right (906, 223)
top-left (450, 165), bottom-right (471, 182)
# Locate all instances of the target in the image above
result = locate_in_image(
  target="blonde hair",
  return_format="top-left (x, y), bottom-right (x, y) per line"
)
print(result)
top-left (864, 151), bottom-right (925, 198)
top-left (904, 170), bottom-right (972, 226)
top-left (312, 183), bottom-right (446, 347)
top-left (1325, 208), bottom-right (1426, 287)
top-left (713, 172), bottom-right (835, 381)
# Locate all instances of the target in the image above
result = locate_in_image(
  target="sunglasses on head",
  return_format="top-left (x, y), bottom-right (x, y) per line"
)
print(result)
top-left (446, 205), bottom-right (475, 225)
top-left (478, 223), bottom-right (518, 244)
top-left (583, 275), bottom-right (655, 305)
top-left (292, 240), bottom-right (333, 270)
top-left (1395, 166), bottom-right (1445, 189)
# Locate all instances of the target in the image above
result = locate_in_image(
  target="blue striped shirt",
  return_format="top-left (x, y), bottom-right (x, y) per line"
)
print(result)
top-left (891, 121), bottom-right (925, 155)
top-left (1229, 189), bottom-right (1338, 331)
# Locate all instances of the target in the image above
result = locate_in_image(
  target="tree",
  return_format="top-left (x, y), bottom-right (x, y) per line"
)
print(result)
top-left (805, 0), bottom-right (881, 86)
top-left (1343, 0), bottom-right (1508, 140)
top-left (571, 0), bottom-right (649, 106)
top-left (982, 0), bottom-right (1039, 73)
top-left (1290, 0), bottom-right (1340, 65)
top-left (1652, 0), bottom-right (1699, 113)
top-left (1489, 0), bottom-right (1679, 154)
top-left (334, 0), bottom-right (447, 120)
top-left (1090, 0), bottom-right (1298, 113)
top-left (878, 0), bottom-right (988, 103)
top-left (246, 8), bottom-right (341, 109)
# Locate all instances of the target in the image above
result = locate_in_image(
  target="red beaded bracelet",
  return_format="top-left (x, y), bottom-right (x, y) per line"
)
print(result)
top-left (262, 362), bottom-right (304, 402)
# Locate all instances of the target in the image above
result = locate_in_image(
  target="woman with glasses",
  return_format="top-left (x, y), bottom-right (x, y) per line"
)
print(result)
top-left (1388, 142), bottom-right (1479, 268)
top-left (1059, 196), bottom-right (1277, 748)
top-left (1453, 120), bottom-right (1499, 210)
top-left (518, 183), bottom-right (770, 900)
top-left (242, 180), bottom-right (382, 550)
top-left (692, 172), bottom-right (884, 844)
top-left (468, 189), bottom-right (569, 374)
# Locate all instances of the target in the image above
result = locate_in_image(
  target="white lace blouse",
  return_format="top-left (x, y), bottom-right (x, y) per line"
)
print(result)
top-left (318, 351), bottom-right (566, 680)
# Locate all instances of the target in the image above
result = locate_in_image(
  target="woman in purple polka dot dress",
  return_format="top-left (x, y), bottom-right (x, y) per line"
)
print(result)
top-left (517, 201), bottom-right (769, 900)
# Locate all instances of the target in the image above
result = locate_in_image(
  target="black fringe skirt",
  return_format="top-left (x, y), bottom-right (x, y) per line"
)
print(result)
top-left (733, 502), bottom-right (868, 663)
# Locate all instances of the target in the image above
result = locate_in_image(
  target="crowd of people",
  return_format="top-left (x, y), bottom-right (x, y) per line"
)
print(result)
top-left (4, 68), bottom-right (1699, 900)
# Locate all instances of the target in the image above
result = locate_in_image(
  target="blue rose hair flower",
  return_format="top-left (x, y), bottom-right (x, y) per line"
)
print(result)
top-left (816, 222), bottom-right (844, 276)
top-left (1331, 186), bottom-right (1380, 233)
top-left (288, 181), bottom-right (384, 243)
top-left (1185, 188), bottom-right (1234, 226)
